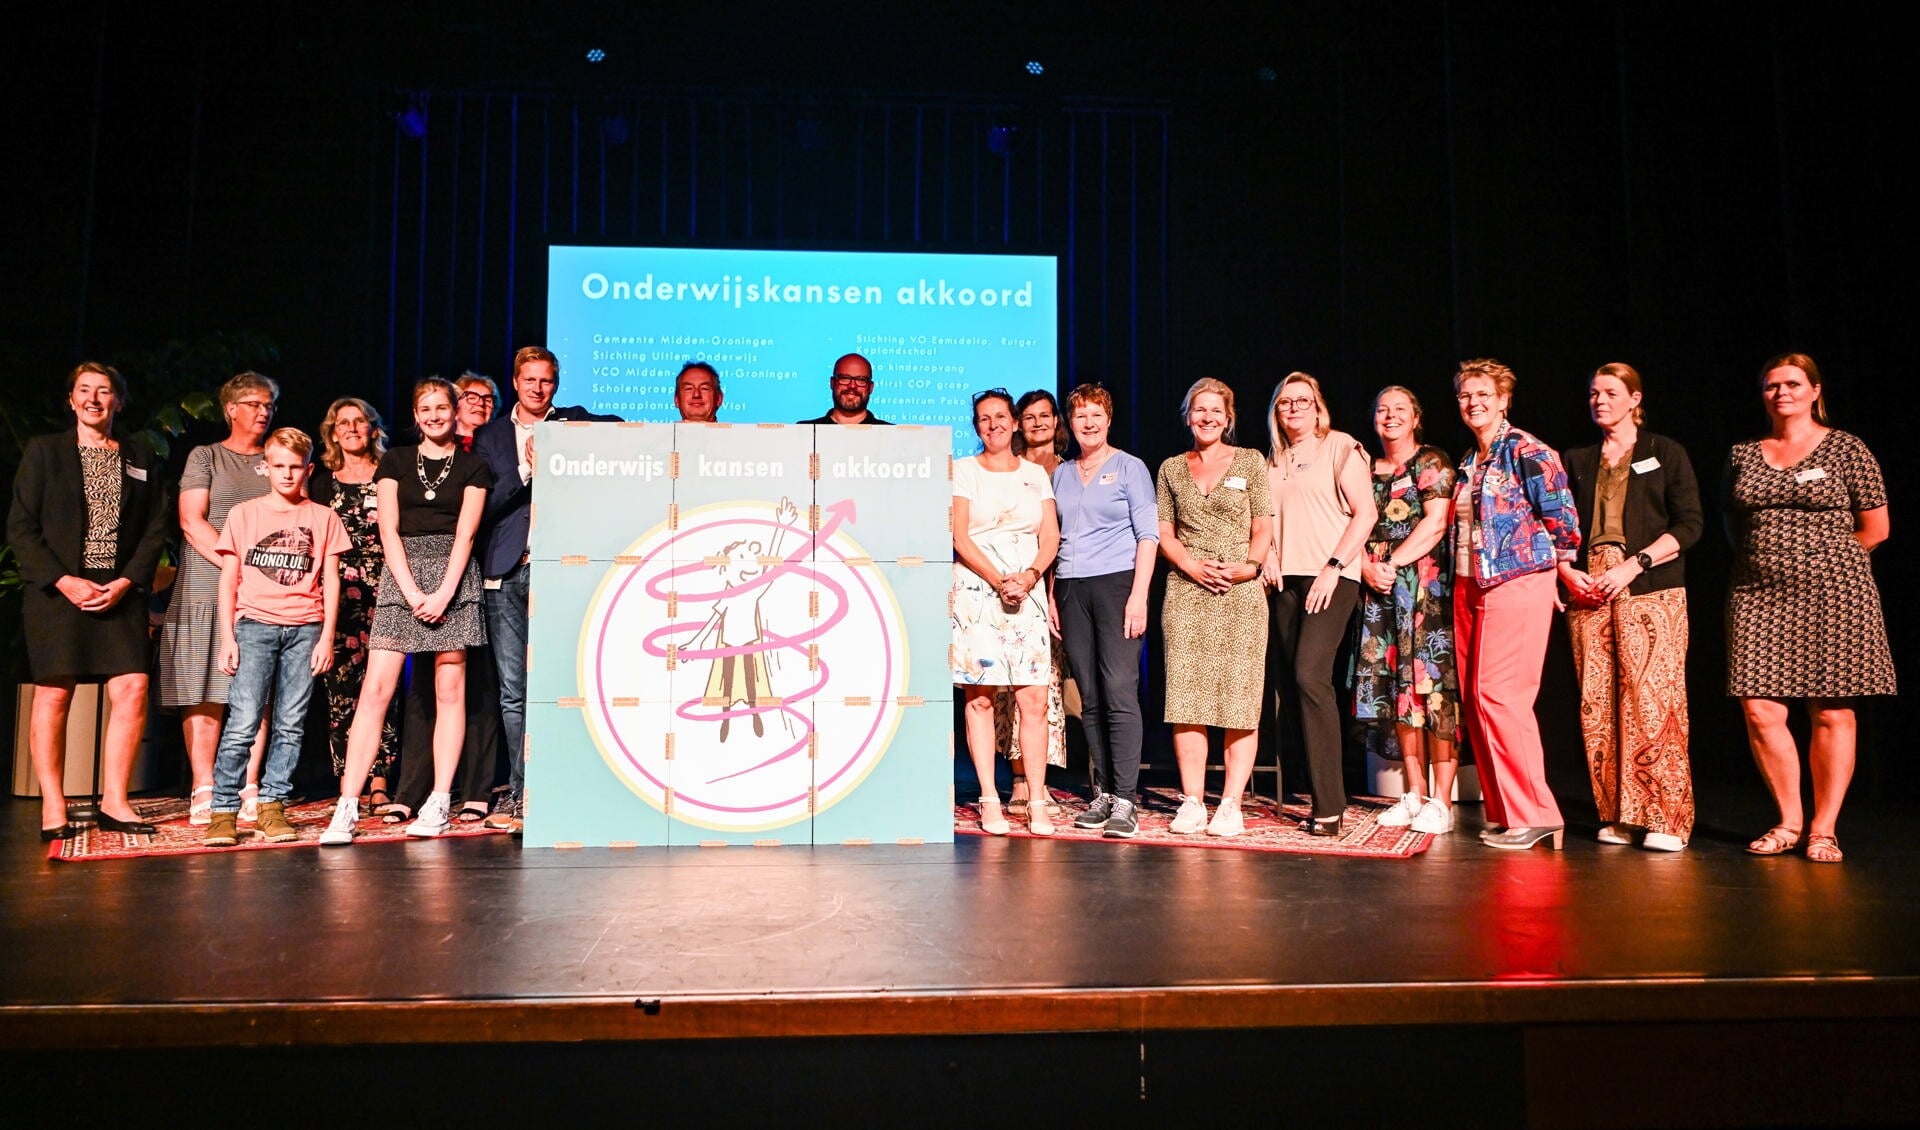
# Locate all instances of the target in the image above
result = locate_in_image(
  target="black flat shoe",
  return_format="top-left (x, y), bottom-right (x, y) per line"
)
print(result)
top-left (1305, 815), bottom-right (1343, 837)
top-left (41, 824), bottom-right (76, 842)
top-left (95, 812), bottom-right (156, 836)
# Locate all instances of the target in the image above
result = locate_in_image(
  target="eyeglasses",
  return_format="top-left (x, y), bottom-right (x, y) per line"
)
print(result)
top-left (460, 392), bottom-right (496, 406)
top-left (1275, 397), bottom-right (1316, 412)
top-left (831, 373), bottom-right (873, 386)
top-left (231, 400), bottom-right (275, 413)
top-left (1456, 391), bottom-right (1498, 404)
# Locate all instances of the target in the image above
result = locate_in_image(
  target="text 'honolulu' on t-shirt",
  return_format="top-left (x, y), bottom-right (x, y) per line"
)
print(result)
top-left (215, 496), bottom-right (352, 626)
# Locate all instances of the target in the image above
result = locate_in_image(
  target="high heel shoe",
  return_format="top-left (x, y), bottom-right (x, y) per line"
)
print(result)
top-left (1026, 796), bottom-right (1056, 837)
top-left (977, 798), bottom-right (1011, 836)
top-left (41, 824), bottom-right (76, 842)
top-left (1482, 825), bottom-right (1564, 850)
top-left (1304, 814), bottom-right (1343, 837)
top-left (95, 812), bottom-right (157, 836)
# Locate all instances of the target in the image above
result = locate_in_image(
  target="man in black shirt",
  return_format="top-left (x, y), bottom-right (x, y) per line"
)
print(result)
top-left (796, 353), bottom-right (892, 425)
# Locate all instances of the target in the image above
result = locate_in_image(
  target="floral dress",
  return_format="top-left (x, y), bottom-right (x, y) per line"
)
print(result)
top-left (1352, 445), bottom-right (1460, 739)
top-left (311, 469), bottom-right (402, 778)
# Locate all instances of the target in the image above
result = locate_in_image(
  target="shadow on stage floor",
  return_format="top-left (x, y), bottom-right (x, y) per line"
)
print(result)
top-left (3, 779), bottom-right (1915, 1128)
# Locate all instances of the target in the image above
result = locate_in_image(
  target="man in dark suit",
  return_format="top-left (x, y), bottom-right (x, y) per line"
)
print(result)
top-left (796, 353), bottom-right (892, 425)
top-left (474, 345), bottom-right (621, 833)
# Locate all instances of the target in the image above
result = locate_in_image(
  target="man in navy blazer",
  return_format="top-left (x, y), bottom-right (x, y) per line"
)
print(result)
top-left (473, 345), bottom-right (621, 833)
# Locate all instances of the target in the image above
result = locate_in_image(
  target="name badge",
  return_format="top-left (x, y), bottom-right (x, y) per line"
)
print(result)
top-left (483, 577), bottom-right (503, 591)
top-left (124, 465), bottom-right (148, 482)
top-left (362, 496), bottom-right (378, 511)
top-left (1632, 456), bottom-right (1660, 474)
top-left (1099, 472), bottom-right (1118, 485)
top-left (1222, 476), bottom-right (1247, 491)
top-left (1795, 466), bottom-right (1828, 483)
top-left (1391, 475), bottom-right (1413, 492)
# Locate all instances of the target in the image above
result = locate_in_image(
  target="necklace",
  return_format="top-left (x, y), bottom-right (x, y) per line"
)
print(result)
top-left (416, 447), bottom-right (454, 500)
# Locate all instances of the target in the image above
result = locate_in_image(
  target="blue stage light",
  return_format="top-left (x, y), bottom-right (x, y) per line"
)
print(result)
top-left (1025, 60), bottom-right (1044, 76)
top-left (586, 47), bottom-right (607, 63)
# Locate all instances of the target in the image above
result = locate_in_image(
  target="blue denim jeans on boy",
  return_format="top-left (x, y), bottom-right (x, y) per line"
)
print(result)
top-left (212, 618), bottom-right (323, 812)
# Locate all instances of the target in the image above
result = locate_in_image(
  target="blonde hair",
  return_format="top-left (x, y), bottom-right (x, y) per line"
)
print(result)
top-left (1179, 378), bottom-right (1237, 444)
top-left (1592, 362), bottom-right (1646, 425)
top-left (264, 427), bottom-right (313, 462)
top-left (1454, 358), bottom-right (1516, 399)
top-left (317, 396), bottom-right (387, 472)
top-left (1267, 371), bottom-right (1331, 460)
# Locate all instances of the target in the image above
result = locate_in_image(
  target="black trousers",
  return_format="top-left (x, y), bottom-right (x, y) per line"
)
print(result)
top-left (1266, 575), bottom-right (1361, 819)
top-left (394, 646), bottom-right (504, 813)
top-left (1056, 571), bottom-right (1146, 799)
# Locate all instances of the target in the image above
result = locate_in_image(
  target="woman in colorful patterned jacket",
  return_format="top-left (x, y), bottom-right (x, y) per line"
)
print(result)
top-left (1451, 359), bottom-right (1581, 850)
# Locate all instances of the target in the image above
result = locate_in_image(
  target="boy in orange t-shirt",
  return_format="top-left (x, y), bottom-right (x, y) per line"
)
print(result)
top-left (203, 428), bottom-right (350, 846)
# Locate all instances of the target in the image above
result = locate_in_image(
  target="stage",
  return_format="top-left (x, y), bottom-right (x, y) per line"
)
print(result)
top-left (3, 779), bottom-right (1916, 1128)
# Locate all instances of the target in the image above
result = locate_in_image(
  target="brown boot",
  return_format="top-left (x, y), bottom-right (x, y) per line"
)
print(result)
top-left (203, 811), bottom-right (240, 847)
top-left (255, 800), bottom-right (298, 843)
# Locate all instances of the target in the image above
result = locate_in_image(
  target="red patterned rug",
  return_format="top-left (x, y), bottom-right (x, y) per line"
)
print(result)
top-left (46, 796), bottom-right (504, 862)
top-left (956, 786), bottom-right (1434, 858)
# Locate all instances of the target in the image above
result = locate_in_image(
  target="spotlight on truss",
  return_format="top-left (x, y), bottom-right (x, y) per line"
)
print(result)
top-left (586, 47), bottom-right (607, 63)
top-left (1025, 60), bottom-right (1044, 77)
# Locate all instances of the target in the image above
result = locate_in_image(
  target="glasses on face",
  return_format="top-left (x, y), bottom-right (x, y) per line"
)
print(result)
top-left (1276, 397), bottom-right (1316, 412)
top-left (1456, 391), bottom-right (1497, 404)
top-left (232, 400), bottom-right (275, 413)
top-left (335, 419), bottom-right (368, 432)
top-left (832, 373), bottom-right (874, 387)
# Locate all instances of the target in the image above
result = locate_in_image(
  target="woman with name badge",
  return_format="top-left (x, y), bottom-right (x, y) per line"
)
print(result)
top-left (998, 388), bottom-right (1070, 819)
top-left (8, 362), bottom-right (169, 841)
top-left (1263, 372), bottom-right (1375, 836)
top-left (159, 371), bottom-right (280, 825)
top-left (952, 388), bottom-right (1061, 836)
top-left (321, 378), bottom-right (493, 844)
top-left (1451, 359), bottom-right (1581, 851)
top-left (1353, 385), bottom-right (1461, 836)
top-left (1156, 378), bottom-right (1274, 837)
top-left (1561, 363), bottom-right (1702, 851)
top-left (1726, 353), bottom-right (1893, 863)
top-left (1050, 383), bottom-right (1158, 838)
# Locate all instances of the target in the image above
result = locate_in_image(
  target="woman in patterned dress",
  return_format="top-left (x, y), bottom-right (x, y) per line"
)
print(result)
top-left (8, 363), bottom-right (169, 840)
top-left (1561, 364), bottom-right (1702, 851)
top-left (998, 388), bottom-right (1069, 817)
top-left (1727, 353), bottom-right (1893, 863)
top-left (319, 378), bottom-right (493, 844)
top-left (1353, 385), bottom-right (1460, 837)
top-left (952, 389), bottom-right (1061, 836)
top-left (158, 372), bottom-right (279, 824)
top-left (307, 397), bottom-right (402, 807)
top-left (1156, 378), bottom-right (1273, 837)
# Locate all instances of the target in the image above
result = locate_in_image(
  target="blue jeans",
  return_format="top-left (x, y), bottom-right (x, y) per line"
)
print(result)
top-left (213, 618), bottom-right (322, 811)
top-left (484, 561), bottom-right (530, 794)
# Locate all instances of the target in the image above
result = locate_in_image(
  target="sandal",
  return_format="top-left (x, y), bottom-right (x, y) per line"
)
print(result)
top-left (189, 784), bottom-right (215, 826)
top-left (379, 800), bottom-right (414, 825)
top-left (1805, 834), bottom-right (1844, 863)
top-left (455, 802), bottom-right (490, 823)
top-left (977, 798), bottom-right (1011, 836)
top-left (237, 783), bottom-right (260, 824)
top-left (1746, 825), bottom-right (1803, 855)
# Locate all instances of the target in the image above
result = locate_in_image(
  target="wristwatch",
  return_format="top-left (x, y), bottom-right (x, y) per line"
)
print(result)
top-left (1326, 556), bottom-right (1344, 570)
top-left (1633, 551), bottom-right (1654, 571)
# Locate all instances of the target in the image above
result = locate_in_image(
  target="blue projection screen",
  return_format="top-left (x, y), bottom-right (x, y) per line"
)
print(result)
top-left (547, 246), bottom-right (1057, 455)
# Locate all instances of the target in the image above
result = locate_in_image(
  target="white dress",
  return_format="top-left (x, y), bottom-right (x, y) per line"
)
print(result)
top-left (950, 456), bottom-right (1054, 686)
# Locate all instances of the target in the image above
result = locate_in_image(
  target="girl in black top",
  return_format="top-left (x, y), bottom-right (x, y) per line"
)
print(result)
top-left (320, 377), bottom-right (492, 844)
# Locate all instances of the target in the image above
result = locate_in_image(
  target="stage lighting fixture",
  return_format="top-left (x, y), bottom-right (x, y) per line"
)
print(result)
top-left (1025, 60), bottom-right (1044, 76)
top-left (1256, 66), bottom-right (1278, 83)
top-left (586, 47), bottom-right (607, 63)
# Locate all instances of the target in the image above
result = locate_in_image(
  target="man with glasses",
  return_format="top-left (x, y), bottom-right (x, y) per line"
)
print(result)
top-left (473, 346), bottom-right (622, 834)
top-left (674, 361), bottom-right (724, 423)
top-left (798, 353), bottom-right (892, 425)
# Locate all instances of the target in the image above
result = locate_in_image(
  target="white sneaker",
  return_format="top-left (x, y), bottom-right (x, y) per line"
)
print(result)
top-left (1642, 831), bottom-right (1686, 852)
top-left (1377, 793), bottom-right (1425, 827)
top-left (407, 792), bottom-right (451, 838)
top-left (1169, 795), bottom-right (1208, 835)
top-left (318, 797), bottom-right (359, 846)
top-left (1596, 822), bottom-right (1634, 845)
top-left (1206, 797), bottom-right (1245, 838)
top-left (1410, 799), bottom-right (1455, 834)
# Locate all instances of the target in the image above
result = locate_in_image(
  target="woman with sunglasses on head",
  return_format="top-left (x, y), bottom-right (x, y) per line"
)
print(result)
top-left (1726, 353), bottom-right (1892, 863)
top-left (997, 388), bottom-right (1070, 818)
top-left (1353, 385), bottom-right (1461, 836)
top-left (158, 371), bottom-right (281, 826)
top-left (320, 377), bottom-right (492, 844)
top-left (1561, 363), bottom-right (1702, 852)
top-left (952, 388), bottom-right (1061, 835)
top-left (1263, 373), bottom-right (1377, 836)
top-left (1156, 378), bottom-right (1274, 836)
top-left (1451, 359), bottom-right (1582, 850)
top-left (9, 362), bottom-right (170, 840)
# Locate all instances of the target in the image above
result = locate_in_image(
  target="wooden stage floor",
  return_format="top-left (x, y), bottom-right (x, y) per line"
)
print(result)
top-left (4, 783), bottom-right (1917, 1126)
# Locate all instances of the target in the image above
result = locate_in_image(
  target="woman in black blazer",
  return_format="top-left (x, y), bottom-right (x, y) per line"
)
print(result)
top-left (1557, 363), bottom-right (1703, 851)
top-left (6, 363), bottom-right (169, 840)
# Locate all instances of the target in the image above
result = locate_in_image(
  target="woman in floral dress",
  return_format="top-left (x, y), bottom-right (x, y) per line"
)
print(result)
top-left (1352, 386), bottom-right (1460, 835)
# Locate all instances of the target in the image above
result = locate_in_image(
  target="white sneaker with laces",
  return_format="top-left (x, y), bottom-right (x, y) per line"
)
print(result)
top-left (1169, 795), bottom-right (1208, 835)
top-left (1410, 799), bottom-right (1455, 834)
top-left (408, 792), bottom-right (452, 838)
top-left (1377, 793), bottom-right (1425, 827)
top-left (1206, 797), bottom-right (1245, 837)
top-left (318, 797), bottom-right (359, 846)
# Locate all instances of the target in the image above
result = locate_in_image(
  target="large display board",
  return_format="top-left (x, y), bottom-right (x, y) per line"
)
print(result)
top-left (546, 246), bottom-right (1057, 458)
top-left (523, 420), bottom-right (954, 847)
